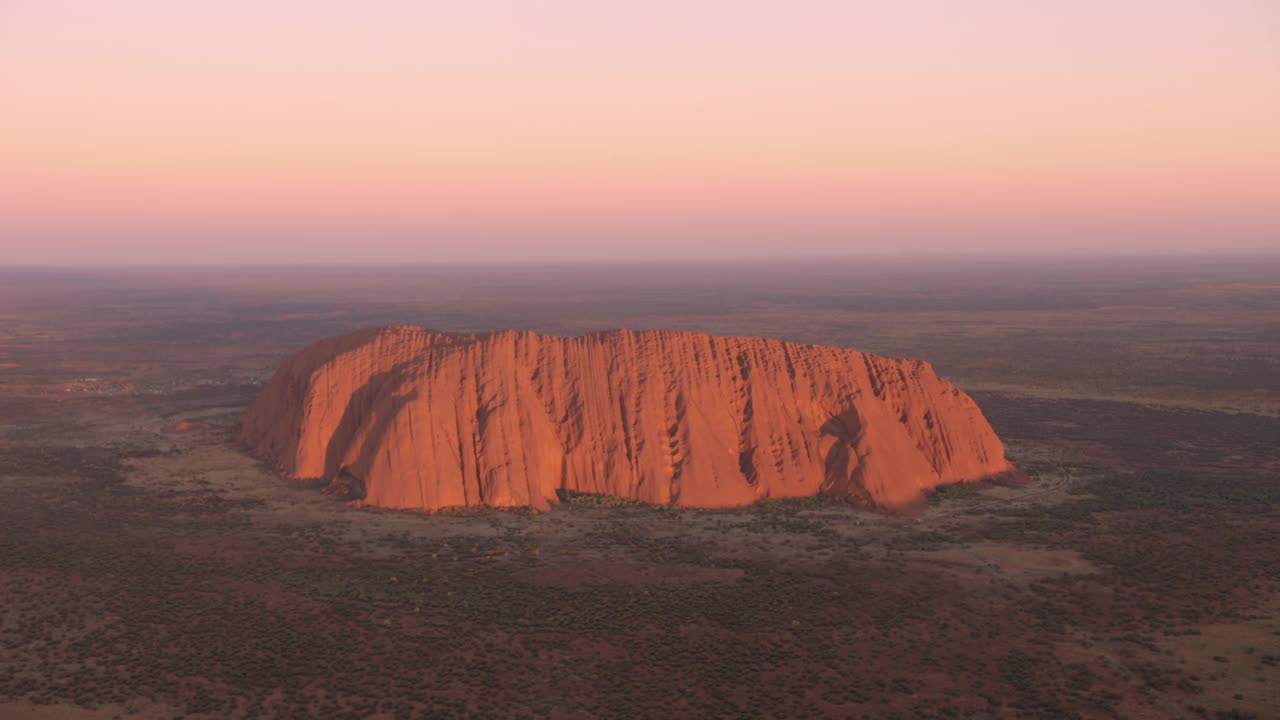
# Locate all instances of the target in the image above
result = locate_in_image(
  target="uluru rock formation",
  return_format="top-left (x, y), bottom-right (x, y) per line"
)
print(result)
top-left (242, 327), bottom-right (1014, 511)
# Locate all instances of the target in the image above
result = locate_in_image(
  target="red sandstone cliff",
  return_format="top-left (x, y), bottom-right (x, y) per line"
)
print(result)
top-left (241, 327), bottom-right (1014, 511)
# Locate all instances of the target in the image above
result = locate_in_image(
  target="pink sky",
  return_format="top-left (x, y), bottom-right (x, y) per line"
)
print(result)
top-left (1, 1), bottom-right (1277, 263)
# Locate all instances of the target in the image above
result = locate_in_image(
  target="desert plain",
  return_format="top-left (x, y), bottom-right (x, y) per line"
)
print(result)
top-left (1, 256), bottom-right (1277, 719)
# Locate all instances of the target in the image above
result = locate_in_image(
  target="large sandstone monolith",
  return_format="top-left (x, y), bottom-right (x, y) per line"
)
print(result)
top-left (242, 327), bottom-right (1015, 511)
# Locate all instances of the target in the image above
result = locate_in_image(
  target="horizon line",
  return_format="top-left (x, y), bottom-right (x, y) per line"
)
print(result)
top-left (5, 248), bottom-right (1280, 270)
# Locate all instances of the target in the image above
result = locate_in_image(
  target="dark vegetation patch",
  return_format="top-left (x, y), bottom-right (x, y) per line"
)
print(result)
top-left (975, 392), bottom-right (1280, 475)
top-left (927, 481), bottom-right (982, 504)
top-left (555, 488), bottom-right (645, 509)
top-left (967, 470), bottom-right (1280, 650)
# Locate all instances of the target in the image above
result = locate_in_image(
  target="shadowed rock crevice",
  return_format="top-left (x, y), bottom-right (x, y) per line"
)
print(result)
top-left (331, 388), bottom-right (419, 502)
top-left (819, 406), bottom-right (861, 492)
top-left (321, 361), bottom-right (417, 481)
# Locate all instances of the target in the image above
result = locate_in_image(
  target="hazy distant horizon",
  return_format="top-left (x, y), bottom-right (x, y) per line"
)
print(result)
top-left (5, 249), bottom-right (1279, 272)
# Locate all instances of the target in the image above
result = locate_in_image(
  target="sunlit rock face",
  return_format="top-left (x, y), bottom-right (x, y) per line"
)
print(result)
top-left (242, 326), bottom-right (1015, 511)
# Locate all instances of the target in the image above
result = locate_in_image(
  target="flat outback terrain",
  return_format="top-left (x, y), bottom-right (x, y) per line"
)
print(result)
top-left (1, 256), bottom-right (1278, 720)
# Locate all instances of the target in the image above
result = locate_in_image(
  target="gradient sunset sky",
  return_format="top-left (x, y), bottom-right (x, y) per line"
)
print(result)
top-left (2, 1), bottom-right (1276, 263)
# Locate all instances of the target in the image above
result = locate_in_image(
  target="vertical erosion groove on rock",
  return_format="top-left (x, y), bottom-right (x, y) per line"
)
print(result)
top-left (241, 326), bottom-right (1016, 511)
